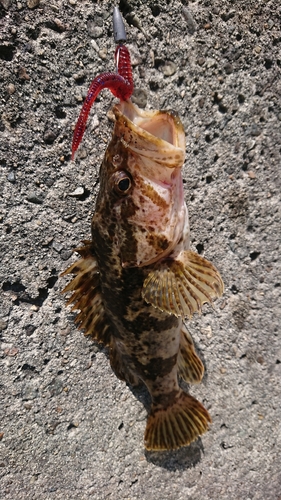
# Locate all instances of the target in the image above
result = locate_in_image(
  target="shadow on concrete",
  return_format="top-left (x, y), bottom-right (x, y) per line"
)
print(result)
top-left (130, 383), bottom-right (151, 412)
top-left (145, 439), bottom-right (204, 470)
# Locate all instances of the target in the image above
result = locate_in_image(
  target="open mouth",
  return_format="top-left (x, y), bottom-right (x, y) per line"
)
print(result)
top-left (136, 113), bottom-right (179, 146)
top-left (114, 101), bottom-right (185, 168)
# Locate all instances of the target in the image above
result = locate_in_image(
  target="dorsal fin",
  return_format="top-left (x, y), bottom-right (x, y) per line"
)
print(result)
top-left (61, 242), bottom-right (111, 345)
top-left (142, 250), bottom-right (224, 319)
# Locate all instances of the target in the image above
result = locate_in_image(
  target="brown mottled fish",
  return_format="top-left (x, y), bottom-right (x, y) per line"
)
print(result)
top-left (62, 100), bottom-right (224, 451)
top-left (62, 7), bottom-right (224, 451)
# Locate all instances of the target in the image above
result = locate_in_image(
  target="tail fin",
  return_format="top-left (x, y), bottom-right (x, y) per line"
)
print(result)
top-left (144, 390), bottom-right (211, 451)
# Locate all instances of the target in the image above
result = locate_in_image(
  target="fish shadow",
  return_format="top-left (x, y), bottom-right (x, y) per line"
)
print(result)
top-left (145, 439), bottom-right (204, 470)
top-left (130, 383), bottom-right (151, 412)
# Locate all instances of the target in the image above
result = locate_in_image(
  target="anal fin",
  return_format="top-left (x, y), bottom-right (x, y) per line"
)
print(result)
top-left (178, 325), bottom-right (204, 384)
top-left (61, 242), bottom-right (111, 346)
top-left (144, 390), bottom-right (211, 451)
top-left (142, 249), bottom-right (224, 319)
top-left (110, 338), bottom-right (140, 387)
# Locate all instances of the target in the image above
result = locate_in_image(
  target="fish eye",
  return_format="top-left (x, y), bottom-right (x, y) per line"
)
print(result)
top-left (112, 171), bottom-right (132, 196)
top-left (118, 177), bottom-right (130, 191)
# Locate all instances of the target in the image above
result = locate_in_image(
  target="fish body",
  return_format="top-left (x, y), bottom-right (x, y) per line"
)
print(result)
top-left (62, 101), bottom-right (224, 450)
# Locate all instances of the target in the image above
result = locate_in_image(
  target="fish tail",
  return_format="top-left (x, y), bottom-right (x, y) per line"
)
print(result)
top-left (144, 390), bottom-right (211, 451)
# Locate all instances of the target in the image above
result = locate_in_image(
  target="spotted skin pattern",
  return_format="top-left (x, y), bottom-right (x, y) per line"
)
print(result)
top-left (63, 101), bottom-right (223, 450)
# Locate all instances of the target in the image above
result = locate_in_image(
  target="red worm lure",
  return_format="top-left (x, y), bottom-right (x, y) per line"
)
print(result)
top-left (71, 9), bottom-right (134, 160)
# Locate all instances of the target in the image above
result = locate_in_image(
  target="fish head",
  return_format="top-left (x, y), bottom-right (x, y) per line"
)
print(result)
top-left (95, 101), bottom-right (188, 268)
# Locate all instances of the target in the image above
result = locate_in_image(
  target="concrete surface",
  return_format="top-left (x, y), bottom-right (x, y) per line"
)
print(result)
top-left (0, 0), bottom-right (280, 499)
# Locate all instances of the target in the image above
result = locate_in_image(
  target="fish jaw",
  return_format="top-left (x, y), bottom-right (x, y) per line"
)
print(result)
top-left (98, 101), bottom-right (188, 268)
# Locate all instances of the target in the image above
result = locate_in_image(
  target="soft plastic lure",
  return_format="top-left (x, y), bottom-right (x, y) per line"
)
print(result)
top-left (71, 7), bottom-right (134, 159)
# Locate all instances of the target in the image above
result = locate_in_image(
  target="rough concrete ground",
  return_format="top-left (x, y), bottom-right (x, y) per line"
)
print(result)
top-left (0, 0), bottom-right (280, 498)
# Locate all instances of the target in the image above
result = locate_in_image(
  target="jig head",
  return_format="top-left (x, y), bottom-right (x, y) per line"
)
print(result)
top-left (71, 7), bottom-right (134, 160)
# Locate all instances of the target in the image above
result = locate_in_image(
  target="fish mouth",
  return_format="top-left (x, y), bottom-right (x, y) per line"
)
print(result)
top-left (113, 101), bottom-right (185, 168)
top-left (138, 112), bottom-right (182, 145)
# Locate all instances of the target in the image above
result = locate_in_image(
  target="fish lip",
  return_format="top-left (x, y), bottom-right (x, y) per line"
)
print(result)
top-left (112, 101), bottom-right (185, 168)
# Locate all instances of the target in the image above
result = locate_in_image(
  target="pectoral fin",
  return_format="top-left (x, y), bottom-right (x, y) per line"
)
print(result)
top-left (142, 250), bottom-right (224, 319)
top-left (61, 242), bottom-right (111, 345)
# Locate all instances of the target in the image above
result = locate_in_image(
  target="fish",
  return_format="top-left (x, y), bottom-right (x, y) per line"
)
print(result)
top-left (62, 99), bottom-right (224, 451)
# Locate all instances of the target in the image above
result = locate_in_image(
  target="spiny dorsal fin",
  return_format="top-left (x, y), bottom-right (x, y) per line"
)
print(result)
top-left (61, 242), bottom-right (111, 346)
top-left (142, 250), bottom-right (224, 319)
top-left (178, 325), bottom-right (204, 384)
